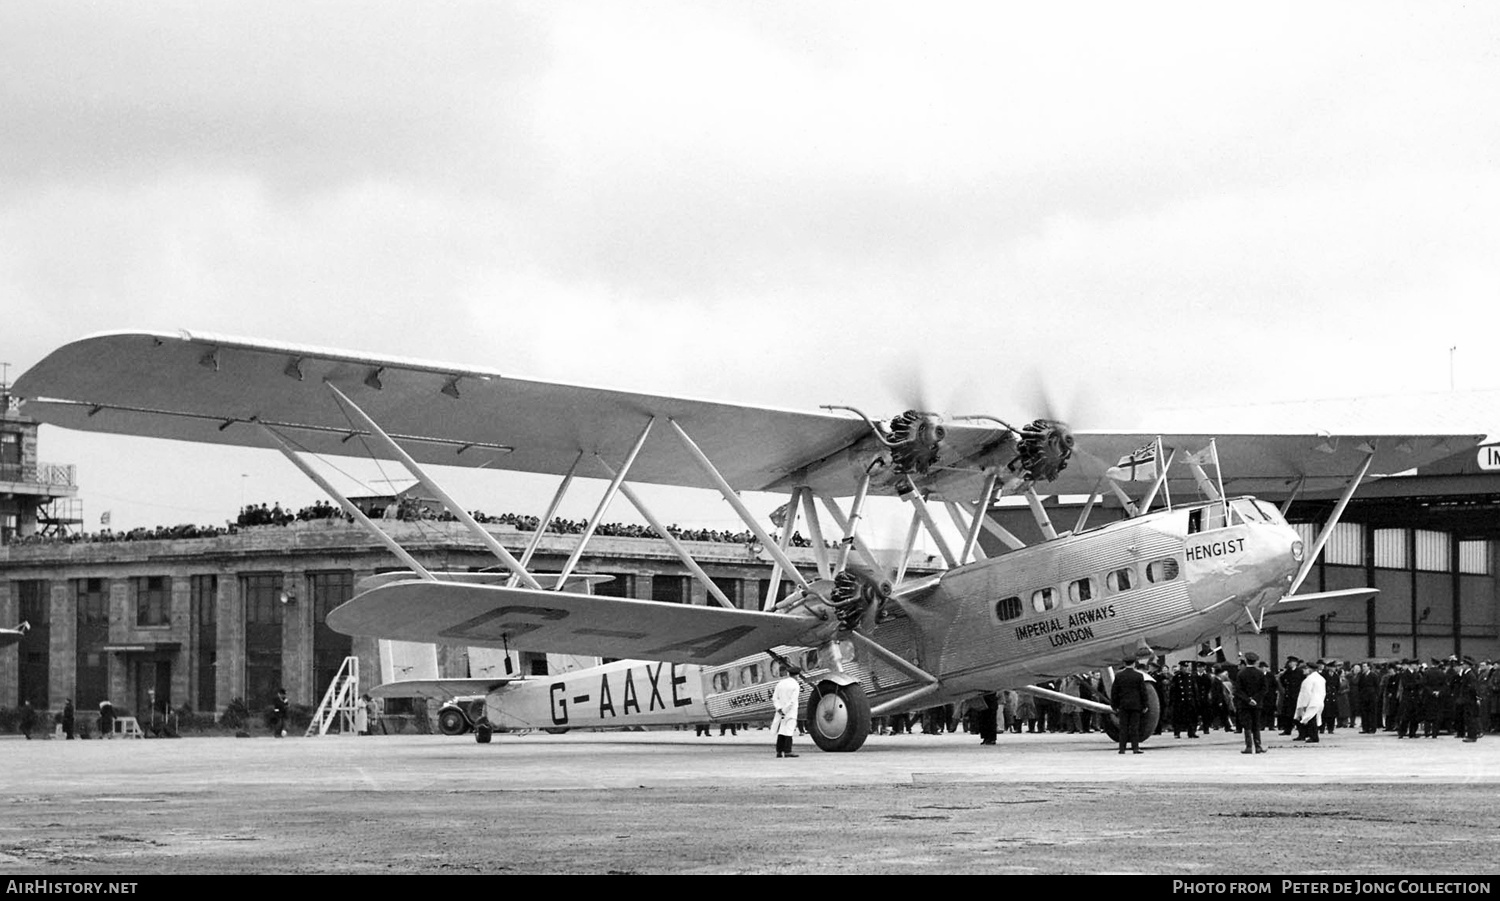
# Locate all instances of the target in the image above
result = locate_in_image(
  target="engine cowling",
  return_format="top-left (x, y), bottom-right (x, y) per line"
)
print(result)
top-left (883, 410), bottom-right (945, 476)
top-left (1013, 418), bottom-right (1074, 483)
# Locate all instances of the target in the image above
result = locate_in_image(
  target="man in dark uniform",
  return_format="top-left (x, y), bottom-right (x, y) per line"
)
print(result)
top-left (1168, 660), bottom-right (1201, 739)
top-left (1396, 660), bottom-right (1422, 738)
top-left (1277, 657), bottom-right (1303, 735)
top-left (1195, 662), bottom-right (1219, 734)
top-left (62, 699), bottom-right (75, 740)
top-left (1455, 657), bottom-right (1482, 742)
top-left (1421, 659), bottom-right (1447, 738)
top-left (1233, 652), bottom-right (1268, 754)
top-left (1110, 654), bottom-right (1150, 755)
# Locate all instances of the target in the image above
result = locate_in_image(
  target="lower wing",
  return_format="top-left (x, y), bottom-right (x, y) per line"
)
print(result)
top-left (327, 579), bottom-right (825, 666)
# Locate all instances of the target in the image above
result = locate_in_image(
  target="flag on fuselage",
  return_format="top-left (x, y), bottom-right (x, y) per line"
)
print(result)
top-left (1106, 444), bottom-right (1157, 481)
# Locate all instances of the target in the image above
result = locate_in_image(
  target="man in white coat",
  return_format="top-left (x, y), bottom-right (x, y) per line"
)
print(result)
top-left (771, 665), bottom-right (803, 758)
top-left (1295, 660), bottom-right (1326, 744)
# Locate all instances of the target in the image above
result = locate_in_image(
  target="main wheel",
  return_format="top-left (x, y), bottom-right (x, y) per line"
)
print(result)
top-left (806, 681), bottom-right (872, 752)
top-left (1100, 686), bottom-right (1161, 745)
top-left (438, 707), bottom-right (469, 736)
top-left (474, 723), bottom-right (492, 744)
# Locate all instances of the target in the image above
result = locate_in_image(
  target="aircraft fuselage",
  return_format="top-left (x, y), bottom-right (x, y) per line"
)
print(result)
top-left (480, 496), bottom-right (1303, 731)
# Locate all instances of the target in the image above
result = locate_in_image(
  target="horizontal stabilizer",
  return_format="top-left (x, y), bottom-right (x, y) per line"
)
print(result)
top-left (356, 571), bottom-right (612, 594)
top-left (369, 678), bottom-right (519, 701)
top-left (1263, 587), bottom-right (1379, 621)
top-left (328, 579), bottom-right (824, 666)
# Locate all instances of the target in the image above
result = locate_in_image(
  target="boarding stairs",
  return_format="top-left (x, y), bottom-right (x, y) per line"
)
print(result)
top-left (305, 656), bottom-right (360, 737)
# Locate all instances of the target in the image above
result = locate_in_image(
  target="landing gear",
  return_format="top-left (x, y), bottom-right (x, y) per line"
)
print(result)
top-left (1100, 687), bottom-right (1161, 745)
top-left (474, 722), bottom-right (492, 744)
top-left (806, 680), bottom-right (872, 752)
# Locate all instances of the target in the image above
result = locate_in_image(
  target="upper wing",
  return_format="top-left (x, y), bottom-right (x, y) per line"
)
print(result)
top-left (13, 329), bottom-right (870, 493)
top-left (326, 579), bottom-right (825, 666)
top-left (1052, 431), bottom-right (1479, 498)
top-left (15, 330), bottom-right (1483, 500)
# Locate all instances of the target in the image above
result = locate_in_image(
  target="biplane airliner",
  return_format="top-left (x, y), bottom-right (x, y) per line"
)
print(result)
top-left (13, 331), bottom-right (1483, 751)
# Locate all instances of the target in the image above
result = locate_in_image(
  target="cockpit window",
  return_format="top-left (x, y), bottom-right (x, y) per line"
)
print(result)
top-left (1188, 505), bottom-right (1228, 534)
top-left (1253, 499), bottom-right (1287, 525)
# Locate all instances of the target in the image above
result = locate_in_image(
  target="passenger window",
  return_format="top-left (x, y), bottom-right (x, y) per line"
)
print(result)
top-left (1107, 568), bottom-right (1135, 592)
top-left (1032, 587), bottom-right (1058, 613)
top-left (1067, 578), bottom-right (1094, 604)
top-left (803, 649), bottom-right (820, 670)
top-left (1146, 559), bottom-right (1180, 583)
top-left (995, 596), bottom-right (1022, 622)
top-left (712, 672), bottom-right (730, 693)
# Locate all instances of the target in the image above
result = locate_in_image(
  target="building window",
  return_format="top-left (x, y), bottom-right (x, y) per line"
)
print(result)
top-left (1323, 522), bottom-right (1365, 566)
top-left (242, 573), bottom-right (284, 626)
top-left (592, 573), bottom-right (634, 598)
top-left (1374, 529), bottom-right (1408, 569)
top-left (17, 579), bottom-right (49, 624)
top-left (76, 578), bottom-right (108, 625)
top-left (1459, 540), bottom-right (1492, 575)
top-left (1414, 530), bottom-right (1451, 572)
top-left (652, 575), bottom-right (689, 604)
top-left (134, 576), bottom-right (171, 627)
top-left (711, 577), bottom-right (744, 609)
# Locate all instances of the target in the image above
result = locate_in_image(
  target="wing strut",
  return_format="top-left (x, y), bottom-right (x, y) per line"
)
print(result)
top-left (760, 487), bottom-right (805, 610)
top-left (945, 501), bottom-right (987, 564)
top-left (798, 487), bottom-right (832, 581)
top-left (325, 383), bottom-right (544, 590)
top-left (592, 454), bottom-right (736, 610)
top-left (511, 449), bottom-right (584, 582)
top-left (831, 473), bottom-right (873, 575)
top-left (965, 500), bottom-right (1027, 550)
top-left (553, 417), bottom-right (656, 588)
top-left (258, 423), bottom-right (434, 581)
top-left (667, 419), bottom-right (812, 592)
top-left (903, 478), bottom-right (959, 568)
top-left (819, 493), bottom-right (886, 578)
top-left (1287, 447), bottom-right (1376, 596)
top-left (960, 471), bottom-right (1000, 563)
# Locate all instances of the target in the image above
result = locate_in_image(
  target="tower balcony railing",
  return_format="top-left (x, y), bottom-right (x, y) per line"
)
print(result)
top-left (0, 461), bottom-right (75, 486)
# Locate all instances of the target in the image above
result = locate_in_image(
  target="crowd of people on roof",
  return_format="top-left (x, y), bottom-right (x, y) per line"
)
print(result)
top-left (6, 498), bottom-right (828, 549)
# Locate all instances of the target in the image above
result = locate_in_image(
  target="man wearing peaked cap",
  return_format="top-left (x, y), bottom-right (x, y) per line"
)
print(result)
top-left (1278, 657), bottom-right (1304, 736)
top-left (1233, 652), bottom-right (1268, 754)
top-left (1110, 655), bottom-right (1150, 755)
top-left (1456, 656), bottom-right (1482, 742)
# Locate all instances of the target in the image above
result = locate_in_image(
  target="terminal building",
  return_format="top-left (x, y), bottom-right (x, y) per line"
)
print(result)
top-left (2, 388), bottom-right (1498, 719)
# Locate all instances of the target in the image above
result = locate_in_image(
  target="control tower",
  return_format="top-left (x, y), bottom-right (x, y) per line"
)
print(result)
top-left (0, 378), bottom-right (80, 543)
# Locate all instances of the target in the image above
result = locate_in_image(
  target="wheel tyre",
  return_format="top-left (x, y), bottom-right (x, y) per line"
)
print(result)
top-left (1102, 688), bottom-right (1161, 745)
top-left (438, 707), bottom-right (469, 736)
top-left (475, 723), bottom-right (492, 744)
top-left (806, 681), bottom-right (871, 753)
top-left (543, 727), bottom-right (570, 735)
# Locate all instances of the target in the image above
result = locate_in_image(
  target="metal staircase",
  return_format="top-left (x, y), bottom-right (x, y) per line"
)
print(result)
top-left (305, 656), bottom-right (360, 736)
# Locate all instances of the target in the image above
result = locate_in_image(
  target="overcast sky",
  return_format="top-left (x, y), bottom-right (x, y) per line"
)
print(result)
top-left (3, 2), bottom-right (1498, 532)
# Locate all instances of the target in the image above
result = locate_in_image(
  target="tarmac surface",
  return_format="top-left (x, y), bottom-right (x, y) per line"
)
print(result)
top-left (2, 726), bottom-right (1498, 875)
